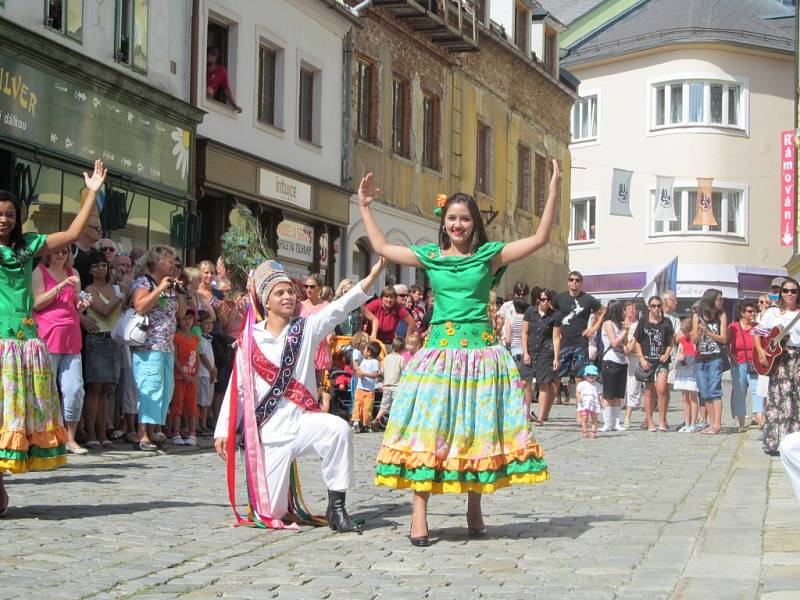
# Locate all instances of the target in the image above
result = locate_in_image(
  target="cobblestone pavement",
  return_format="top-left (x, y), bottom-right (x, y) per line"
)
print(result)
top-left (1, 400), bottom-right (798, 600)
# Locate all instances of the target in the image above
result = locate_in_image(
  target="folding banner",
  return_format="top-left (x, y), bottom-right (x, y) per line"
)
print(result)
top-left (692, 177), bottom-right (717, 226)
top-left (653, 176), bottom-right (677, 222)
top-left (610, 168), bottom-right (634, 216)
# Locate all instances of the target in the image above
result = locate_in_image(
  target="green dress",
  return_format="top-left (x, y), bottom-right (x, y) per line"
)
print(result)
top-left (0, 233), bottom-right (66, 473)
top-left (375, 242), bottom-right (549, 493)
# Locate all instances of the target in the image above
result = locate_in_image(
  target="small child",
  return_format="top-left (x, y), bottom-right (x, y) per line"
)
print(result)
top-left (349, 331), bottom-right (370, 398)
top-left (576, 364), bottom-right (602, 439)
top-left (171, 310), bottom-right (200, 446)
top-left (196, 310), bottom-right (217, 436)
top-left (352, 342), bottom-right (380, 433)
top-left (674, 317), bottom-right (699, 433)
top-left (402, 332), bottom-right (421, 364)
top-left (370, 336), bottom-right (405, 430)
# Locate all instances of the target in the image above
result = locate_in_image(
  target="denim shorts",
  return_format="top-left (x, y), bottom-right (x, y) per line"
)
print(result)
top-left (695, 356), bottom-right (724, 401)
top-left (556, 345), bottom-right (590, 379)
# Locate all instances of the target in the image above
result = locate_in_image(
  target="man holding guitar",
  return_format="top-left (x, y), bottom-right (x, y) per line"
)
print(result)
top-left (753, 277), bottom-right (800, 455)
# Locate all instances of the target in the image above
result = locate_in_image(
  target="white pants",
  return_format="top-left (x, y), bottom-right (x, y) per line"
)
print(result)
top-left (260, 412), bottom-right (353, 519)
top-left (779, 431), bottom-right (800, 503)
top-left (625, 361), bottom-right (642, 408)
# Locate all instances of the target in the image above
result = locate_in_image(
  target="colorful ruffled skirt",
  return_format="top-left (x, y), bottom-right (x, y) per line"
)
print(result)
top-left (375, 342), bottom-right (549, 493)
top-left (0, 337), bottom-right (67, 473)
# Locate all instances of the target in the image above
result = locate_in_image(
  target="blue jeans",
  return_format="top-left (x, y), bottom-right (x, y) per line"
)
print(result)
top-left (730, 361), bottom-right (760, 417)
top-left (695, 357), bottom-right (724, 401)
top-left (132, 350), bottom-right (175, 425)
top-left (555, 345), bottom-right (590, 379)
top-left (50, 352), bottom-right (85, 423)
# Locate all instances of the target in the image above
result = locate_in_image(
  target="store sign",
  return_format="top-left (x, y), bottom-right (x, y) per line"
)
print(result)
top-left (277, 219), bottom-right (313, 263)
top-left (780, 130), bottom-right (795, 247)
top-left (582, 272), bottom-right (646, 293)
top-left (259, 168), bottom-right (311, 210)
top-left (0, 53), bottom-right (191, 193)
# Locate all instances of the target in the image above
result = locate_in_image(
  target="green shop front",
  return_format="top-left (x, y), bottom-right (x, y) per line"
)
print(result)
top-left (0, 23), bottom-right (203, 254)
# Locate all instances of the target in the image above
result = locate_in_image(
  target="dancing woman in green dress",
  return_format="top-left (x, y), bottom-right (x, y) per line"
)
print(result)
top-left (359, 160), bottom-right (561, 546)
top-left (0, 160), bottom-right (107, 517)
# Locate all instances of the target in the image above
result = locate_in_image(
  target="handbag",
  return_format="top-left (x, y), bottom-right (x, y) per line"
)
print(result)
top-left (634, 362), bottom-right (653, 382)
top-left (110, 276), bottom-right (155, 346)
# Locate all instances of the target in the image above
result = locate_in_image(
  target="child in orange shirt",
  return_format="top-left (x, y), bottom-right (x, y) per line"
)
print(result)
top-left (171, 310), bottom-right (200, 446)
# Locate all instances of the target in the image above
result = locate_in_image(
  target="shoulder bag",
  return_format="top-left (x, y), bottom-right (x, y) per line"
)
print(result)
top-left (111, 277), bottom-right (155, 346)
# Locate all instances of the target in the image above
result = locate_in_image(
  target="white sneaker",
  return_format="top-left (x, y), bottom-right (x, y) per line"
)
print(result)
top-left (614, 422), bottom-right (626, 431)
top-left (170, 435), bottom-right (185, 446)
top-left (599, 424), bottom-right (612, 432)
top-left (184, 435), bottom-right (197, 446)
top-left (678, 425), bottom-right (687, 432)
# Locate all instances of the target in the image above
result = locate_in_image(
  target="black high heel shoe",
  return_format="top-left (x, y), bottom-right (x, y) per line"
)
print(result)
top-left (409, 521), bottom-right (430, 547)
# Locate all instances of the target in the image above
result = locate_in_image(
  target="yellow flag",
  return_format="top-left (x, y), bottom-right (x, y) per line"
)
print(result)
top-left (692, 177), bottom-right (717, 226)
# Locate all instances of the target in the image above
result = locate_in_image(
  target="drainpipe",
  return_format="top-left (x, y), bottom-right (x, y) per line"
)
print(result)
top-left (341, 28), bottom-right (354, 279)
top-left (353, 0), bottom-right (373, 15)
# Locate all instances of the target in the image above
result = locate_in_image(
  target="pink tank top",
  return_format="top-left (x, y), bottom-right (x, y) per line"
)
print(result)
top-left (33, 264), bottom-right (82, 354)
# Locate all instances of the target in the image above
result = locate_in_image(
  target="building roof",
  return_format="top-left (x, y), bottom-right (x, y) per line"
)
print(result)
top-left (560, 0), bottom-right (795, 66)
top-left (536, 0), bottom-right (605, 26)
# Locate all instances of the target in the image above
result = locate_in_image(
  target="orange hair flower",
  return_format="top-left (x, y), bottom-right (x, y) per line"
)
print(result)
top-left (433, 193), bottom-right (449, 216)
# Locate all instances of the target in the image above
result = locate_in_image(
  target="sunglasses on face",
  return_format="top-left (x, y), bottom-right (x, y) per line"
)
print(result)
top-left (100, 246), bottom-right (116, 252)
top-left (782, 288), bottom-right (799, 294)
top-left (53, 248), bottom-right (69, 255)
top-left (743, 309), bottom-right (754, 313)
top-left (568, 278), bottom-right (582, 283)
top-left (304, 284), bottom-right (317, 289)
top-left (539, 297), bottom-right (549, 302)
top-left (650, 304), bottom-right (662, 308)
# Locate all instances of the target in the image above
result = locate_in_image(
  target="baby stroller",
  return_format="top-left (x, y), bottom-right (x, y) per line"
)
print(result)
top-left (325, 335), bottom-right (386, 422)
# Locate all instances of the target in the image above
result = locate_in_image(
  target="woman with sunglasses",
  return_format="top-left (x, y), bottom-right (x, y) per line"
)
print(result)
top-left (0, 161), bottom-right (106, 517)
top-left (727, 300), bottom-right (760, 434)
top-left (691, 289), bottom-right (728, 435)
top-left (299, 273), bottom-right (332, 388)
top-left (634, 296), bottom-right (675, 432)
top-left (754, 277), bottom-right (800, 455)
top-left (522, 289), bottom-right (561, 425)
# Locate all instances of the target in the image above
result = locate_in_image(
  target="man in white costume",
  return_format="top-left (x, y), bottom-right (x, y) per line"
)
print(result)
top-left (780, 432), bottom-right (800, 502)
top-left (214, 258), bottom-right (385, 532)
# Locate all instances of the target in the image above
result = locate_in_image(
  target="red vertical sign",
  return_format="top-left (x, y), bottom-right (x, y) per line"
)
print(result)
top-left (780, 130), bottom-right (795, 247)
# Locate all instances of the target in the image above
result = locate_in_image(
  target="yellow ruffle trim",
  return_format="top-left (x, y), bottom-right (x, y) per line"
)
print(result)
top-left (374, 471), bottom-right (550, 494)
top-left (0, 427), bottom-right (68, 451)
top-left (375, 444), bottom-right (545, 471)
top-left (0, 454), bottom-right (67, 474)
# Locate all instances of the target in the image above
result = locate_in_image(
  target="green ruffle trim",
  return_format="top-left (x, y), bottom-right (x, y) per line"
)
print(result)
top-left (0, 444), bottom-right (66, 461)
top-left (375, 456), bottom-right (548, 484)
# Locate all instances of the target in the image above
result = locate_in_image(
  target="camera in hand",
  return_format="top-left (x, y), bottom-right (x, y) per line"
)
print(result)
top-left (171, 279), bottom-right (187, 294)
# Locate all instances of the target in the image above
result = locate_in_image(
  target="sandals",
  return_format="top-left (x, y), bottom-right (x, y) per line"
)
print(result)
top-left (85, 440), bottom-right (102, 450)
top-left (701, 428), bottom-right (721, 435)
top-left (101, 440), bottom-right (115, 449)
top-left (137, 440), bottom-right (159, 451)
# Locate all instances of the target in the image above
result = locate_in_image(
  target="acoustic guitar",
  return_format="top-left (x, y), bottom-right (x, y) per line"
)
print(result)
top-left (753, 311), bottom-right (800, 377)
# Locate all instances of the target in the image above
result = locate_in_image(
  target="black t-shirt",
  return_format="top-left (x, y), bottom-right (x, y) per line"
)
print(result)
top-left (634, 318), bottom-right (674, 361)
top-left (71, 244), bottom-right (93, 289)
top-left (523, 307), bottom-right (561, 354)
top-left (552, 291), bottom-right (601, 348)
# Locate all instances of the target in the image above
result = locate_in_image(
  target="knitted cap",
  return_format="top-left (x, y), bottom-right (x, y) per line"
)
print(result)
top-left (253, 260), bottom-right (293, 303)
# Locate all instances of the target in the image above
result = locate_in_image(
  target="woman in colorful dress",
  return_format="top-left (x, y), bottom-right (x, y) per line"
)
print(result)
top-left (358, 160), bottom-right (561, 546)
top-left (0, 159), bottom-right (107, 516)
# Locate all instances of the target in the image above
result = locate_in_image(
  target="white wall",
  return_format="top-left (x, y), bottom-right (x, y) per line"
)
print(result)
top-left (197, 0), bottom-right (352, 186)
top-left (567, 46), bottom-right (794, 274)
top-left (3, 0), bottom-right (191, 101)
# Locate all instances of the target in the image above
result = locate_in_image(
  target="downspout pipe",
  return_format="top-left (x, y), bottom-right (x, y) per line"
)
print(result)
top-left (353, 0), bottom-right (373, 15)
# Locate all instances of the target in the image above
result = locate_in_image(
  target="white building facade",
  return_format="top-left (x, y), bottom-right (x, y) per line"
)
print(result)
top-left (559, 0), bottom-right (794, 312)
top-left (193, 0), bottom-right (359, 283)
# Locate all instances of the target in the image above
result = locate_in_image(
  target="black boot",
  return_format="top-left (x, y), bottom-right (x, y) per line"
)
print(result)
top-left (325, 490), bottom-right (363, 534)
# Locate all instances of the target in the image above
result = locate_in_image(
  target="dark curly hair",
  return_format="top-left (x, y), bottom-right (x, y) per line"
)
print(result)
top-left (0, 190), bottom-right (29, 259)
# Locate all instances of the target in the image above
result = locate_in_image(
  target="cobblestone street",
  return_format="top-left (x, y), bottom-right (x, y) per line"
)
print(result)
top-left (1, 402), bottom-right (797, 600)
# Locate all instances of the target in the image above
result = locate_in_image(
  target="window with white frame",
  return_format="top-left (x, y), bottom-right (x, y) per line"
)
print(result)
top-left (570, 197), bottom-right (596, 243)
top-left (45, 0), bottom-right (83, 42)
top-left (652, 80), bottom-right (743, 130)
top-left (115, 0), bottom-right (149, 72)
top-left (571, 95), bottom-right (597, 142)
top-left (651, 187), bottom-right (744, 237)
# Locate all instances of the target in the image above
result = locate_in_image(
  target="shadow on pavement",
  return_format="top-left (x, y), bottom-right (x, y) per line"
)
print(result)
top-left (7, 472), bottom-right (127, 485)
top-left (430, 513), bottom-right (624, 543)
top-left (5, 500), bottom-right (226, 520)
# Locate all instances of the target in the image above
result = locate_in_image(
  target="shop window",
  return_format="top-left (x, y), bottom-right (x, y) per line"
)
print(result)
top-left (517, 144), bottom-right (531, 211)
top-left (115, 0), bottom-right (149, 72)
top-left (21, 161), bottom-right (63, 235)
top-left (391, 76), bottom-right (410, 158)
top-left (207, 18), bottom-right (240, 111)
top-left (257, 43), bottom-right (280, 127)
top-left (352, 238), bottom-right (371, 281)
top-left (534, 152), bottom-right (546, 216)
top-left (570, 197), bottom-right (596, 244)
top-left (60, 171), bottom-right (86, 226)
top-left (298, 65), bottom-right (321, 145)
top-left (45, 0), bottom-right (83, 42)
top-left (355, 57), bottom-right (378, 143)
top-left (149, 196), bottom-right (177, 248)
top-left (422, 93), bottom-right (440, 171)
top-left (476, 121), bottom-right (491, 194)
top-left (113, 192), bottom-right (149, 251)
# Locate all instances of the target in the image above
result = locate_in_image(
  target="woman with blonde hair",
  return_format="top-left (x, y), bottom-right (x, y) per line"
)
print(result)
top-left (129, 245), bottom-right (187, 451)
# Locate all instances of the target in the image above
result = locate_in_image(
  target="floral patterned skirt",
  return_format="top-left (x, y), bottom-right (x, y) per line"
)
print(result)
top-left (0, 337), bottom-right (67, 473)
top-left (375, 345), bottom-right (549, 494)
top-left (764, 347), bottom-right (800, 453)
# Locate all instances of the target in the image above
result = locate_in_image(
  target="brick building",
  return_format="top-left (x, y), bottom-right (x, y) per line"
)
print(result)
top-left (343, 0), bottom-right (577, 293)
